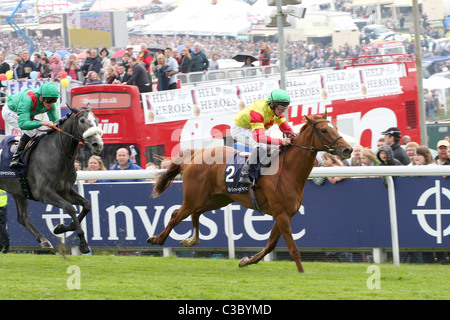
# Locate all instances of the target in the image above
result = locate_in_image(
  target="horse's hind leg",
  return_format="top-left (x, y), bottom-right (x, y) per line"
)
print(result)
top-left (14, 196), bottom-right (53, 249)
top-left (239, 221), bottom-right (281, 268)
top-left (180, 213), bottom-right (200, 247)
top-left (147, 203), bottom-right (194, 246)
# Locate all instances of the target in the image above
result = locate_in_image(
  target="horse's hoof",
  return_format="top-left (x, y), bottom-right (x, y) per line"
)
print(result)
top-left (40, 239), bottom-right (53, 249)
top-left (180, 238), bottom-right (199, 247)
top-left (80, 244), bottom-right (91, 254)
top-left (239, 257), bottom-right (249, 268)
top-left (147, 236), bottom-right (157, 245)
top-left (53, 224), bottom-right (67, 234)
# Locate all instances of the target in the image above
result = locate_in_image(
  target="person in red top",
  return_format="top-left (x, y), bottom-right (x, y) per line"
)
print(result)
top-left (259, 42), bottom-right (271, 66)
top-left (137, 43), bottom-right (152, 73)
top-left (231, 89), bottom-right (294, 187)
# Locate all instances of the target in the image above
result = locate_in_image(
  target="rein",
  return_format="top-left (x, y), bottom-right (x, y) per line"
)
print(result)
top-left (288, 120), bottom-right (343, 153)
top-left (274, 120), bottom-right (343, 193)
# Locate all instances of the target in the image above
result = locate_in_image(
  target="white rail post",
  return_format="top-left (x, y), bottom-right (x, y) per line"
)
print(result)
top-left (385, 176), bottom-right (400, 267)
top-left (224, 204), bottom-right (235, 259)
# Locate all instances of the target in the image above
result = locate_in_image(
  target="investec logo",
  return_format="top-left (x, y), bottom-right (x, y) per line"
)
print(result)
top-left (98, 119), bottom-right (119, 134)
top-left (412, 180), bottom-right (450, 244)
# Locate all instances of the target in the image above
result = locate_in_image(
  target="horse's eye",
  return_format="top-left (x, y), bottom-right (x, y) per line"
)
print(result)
top-left (321, 129), bottom-right (328, 133)
top-left (80, 118), bottom-right (86, 124)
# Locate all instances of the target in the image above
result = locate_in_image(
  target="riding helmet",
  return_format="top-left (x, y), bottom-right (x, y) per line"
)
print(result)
top-left (268, 89), bottom-right (290, 108)
top-left (40, 82), bottom-right (60, 98)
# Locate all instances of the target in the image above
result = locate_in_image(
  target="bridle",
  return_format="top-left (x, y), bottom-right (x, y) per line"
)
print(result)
top-left (50, 108), bottom-right (94, 146)
top-left (287, 119), bottom-right (343, 153)
top-left (275, 119), bottom-right (342, 193)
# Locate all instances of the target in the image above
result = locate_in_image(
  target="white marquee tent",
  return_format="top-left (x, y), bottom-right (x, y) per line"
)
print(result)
top-left (142, 0), bottom-right (256, 37)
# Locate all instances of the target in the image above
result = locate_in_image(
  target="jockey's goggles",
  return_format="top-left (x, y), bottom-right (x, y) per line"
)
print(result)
top-left (274, 102), bottom-right (290, 110)
top-left (43, 97), bottom-right (58, 104)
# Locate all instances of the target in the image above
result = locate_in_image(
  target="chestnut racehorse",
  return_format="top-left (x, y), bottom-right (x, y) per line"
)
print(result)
top-left (149, 112), bottom-right (352, 272)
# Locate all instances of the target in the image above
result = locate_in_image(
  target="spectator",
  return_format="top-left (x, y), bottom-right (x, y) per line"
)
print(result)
top-left (80, 49), bottom-right (92, 77)
top-left (350, 144), bottom-right (363, 166)
top-left (0, 188), bottom-right (8, 253)
top-left (381, 127), bottom-right (410, 165)
top-left (405, 141), bottom-right (419, 165)
top-left (402, 135), bottom-right (411, 145)
top-left (190, 42), bottom-right (209, 73)
top-left (12, 57), bottom-right (24, 80)
top-left (377, 137), bottom-right (385, 150)
top-left (209, 52), bottom-right (220, 70)
top-left (33, 53), bottom-right (42, 71)
top-left (85, 155), bottom-right (107, 183)
top-left (0, 54), bottom-right (10, 89)
top-left (321, 152), bottom-right (348, 184)
top-left (164, 47), bottom-right (179, 90)
top-left (21, 51), bottom-right (36, 79)
top-left (127, 57), bottom-right (152, 93)
top-left (104, 66), bottom-right (117, 84)
top-left (361, 148), bottom-right (380, 166)
top-left (39, 57), bottom-right (51, 78)
top-left (65, 54), bottom-right (80, 81)
top-left (74, 160), bottom-right (82, 171)
top-left (414, 145), bottom-right (436, 166)
top-left (259, 42), bottom-right (271, 67)
top-left (137, 43), bottom-right (152, 73)
top-left (155, 54), bottom-right (172, 91)
top-left (424, 89), bottom-right (435, 121)
top-left (108, 147), bottom-right (145, 182)
top-left (87, 49), bottom-right (102, 75)
top-left (377, 144), bottom-right (401, 166)
top-left (178, 47), bottom-right (191, 74)
top-left (99, 47), bottom-right (111, 81)
top-left (434, 140), bottom-right (450, 165)
top-left (83, 71), bottom-right (102, 85)
top-left (49, 54), bottom-right (64, 79)
top-left (114, 63), bottom-right (131, 84)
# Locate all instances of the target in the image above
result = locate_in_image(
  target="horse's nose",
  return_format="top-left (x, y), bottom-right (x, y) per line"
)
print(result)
top-left (343, 148), bottom-right (352, 159)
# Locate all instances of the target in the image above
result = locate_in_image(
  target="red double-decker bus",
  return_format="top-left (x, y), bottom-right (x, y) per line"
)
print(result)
top-left (70, 53), bottom-right (420, 169)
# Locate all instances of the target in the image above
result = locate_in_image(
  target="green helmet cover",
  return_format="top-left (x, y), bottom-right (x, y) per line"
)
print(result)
top-left (39, 82), bottom-right (60, 98)
top-left (268, 89), bottom-right (290, 105)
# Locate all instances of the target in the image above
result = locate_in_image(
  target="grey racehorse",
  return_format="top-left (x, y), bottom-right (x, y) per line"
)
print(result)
top-left (0, 104), bottom-right (103, 254)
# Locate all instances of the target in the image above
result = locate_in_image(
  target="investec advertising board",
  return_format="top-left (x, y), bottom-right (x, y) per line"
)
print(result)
top-left (7, 177), bottom-right (450, 249)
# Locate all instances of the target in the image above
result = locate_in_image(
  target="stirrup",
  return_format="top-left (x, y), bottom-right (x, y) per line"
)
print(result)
top-left (10, 160), bottom-right (26, 169)
top-left (239, 175), bottom-right (259, 189)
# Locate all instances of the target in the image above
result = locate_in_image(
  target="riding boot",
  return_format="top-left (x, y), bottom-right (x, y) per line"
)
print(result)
top-left (239, 146), bottom-right (260, 187)
top-left (10, 134), bottom-right (31, 169)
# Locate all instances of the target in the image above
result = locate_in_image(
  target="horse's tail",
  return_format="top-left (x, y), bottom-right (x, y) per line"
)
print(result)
top-left (151, 149), bottom-right (194, 198)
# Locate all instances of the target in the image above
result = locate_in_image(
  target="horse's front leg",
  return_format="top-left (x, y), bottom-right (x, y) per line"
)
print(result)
top-left (42, 191), bottom-right (90, 254)
top-left (275, 213), bottom-right (304, 273)
top-left (54, 188), bottom-right (91, 234)
top-left (239, 220), bottom-right (281, 268)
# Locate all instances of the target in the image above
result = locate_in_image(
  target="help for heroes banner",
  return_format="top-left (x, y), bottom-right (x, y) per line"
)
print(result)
top-left (141, 64), bottom-right (403, 125)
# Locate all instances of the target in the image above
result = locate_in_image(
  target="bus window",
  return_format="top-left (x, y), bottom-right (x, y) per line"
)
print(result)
top-left (145, 145), bottom-right (165, 167)
top-left (76, 144), bottom-right (142, 169)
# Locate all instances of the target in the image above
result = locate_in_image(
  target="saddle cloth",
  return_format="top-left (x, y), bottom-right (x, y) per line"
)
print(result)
top-left (0, 134), bottom-right (44, 178)
top-left (225, 152), bottom-right (262, 194)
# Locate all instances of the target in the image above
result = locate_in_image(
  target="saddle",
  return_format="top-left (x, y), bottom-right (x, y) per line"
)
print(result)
top-left (0, 135), bottom-right (44, 200)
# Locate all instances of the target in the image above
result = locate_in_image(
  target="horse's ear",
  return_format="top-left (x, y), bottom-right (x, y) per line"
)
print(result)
top-left (323, 110), bottom-right (328, 119)
top-left (66, 103), bottom-right (80, 114)
top-left (86, 103), bottom-right (92, 110)
top-left (304, 115), bottom-right (312, 124)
